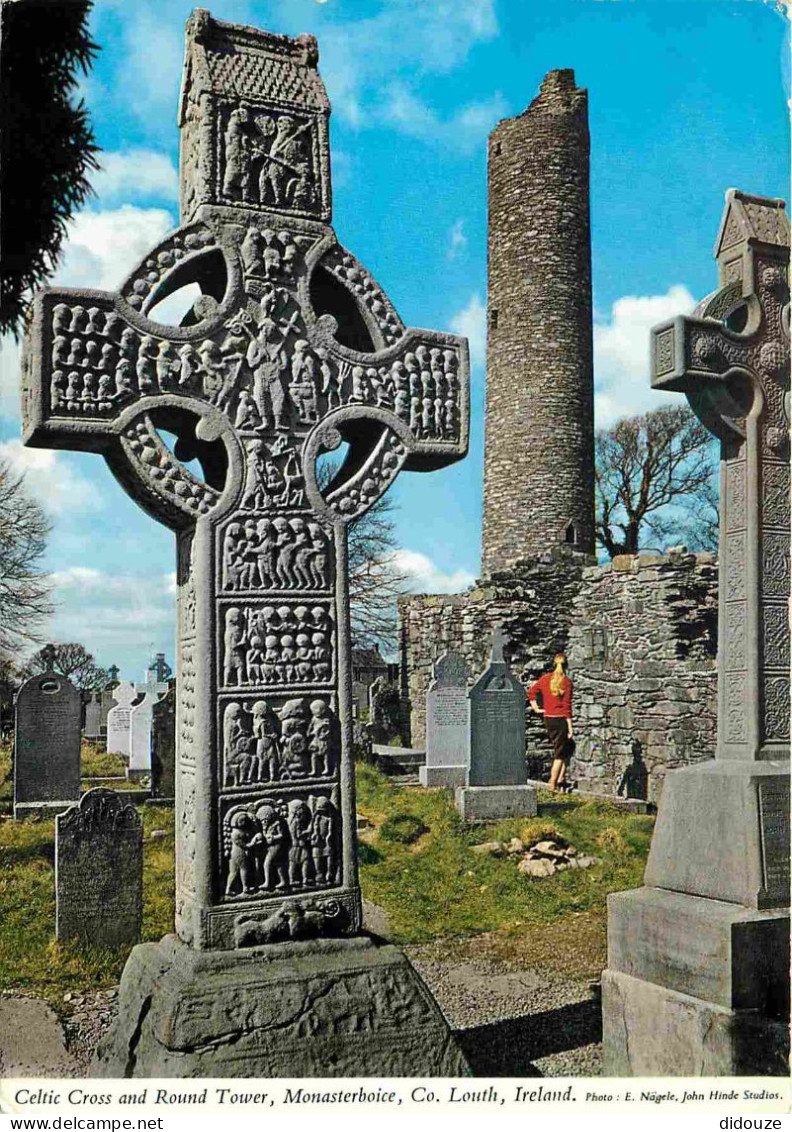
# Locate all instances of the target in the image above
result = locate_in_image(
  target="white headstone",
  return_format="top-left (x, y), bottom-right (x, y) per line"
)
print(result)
top-left (106, 681), bottom-right (138, 756)
top-left (128, 669), bottom-right (169, 776)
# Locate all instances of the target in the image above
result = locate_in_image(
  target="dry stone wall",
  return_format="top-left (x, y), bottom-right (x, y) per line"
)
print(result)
top-left (399, 549), bottom-right (718, 800)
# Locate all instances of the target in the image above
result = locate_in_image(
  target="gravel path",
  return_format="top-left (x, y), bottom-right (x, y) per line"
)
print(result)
top-left (404, 940), bottom-right (602, 1077)
top-left (8, 936), bottom-right (601, 1078)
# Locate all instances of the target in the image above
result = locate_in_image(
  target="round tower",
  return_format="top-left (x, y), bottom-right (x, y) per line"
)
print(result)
top-left (481, 69), bottom-right (595, 576)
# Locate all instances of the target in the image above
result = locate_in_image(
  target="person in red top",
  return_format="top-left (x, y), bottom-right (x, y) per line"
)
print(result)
top-left (528, 653), bottom-right (573, 792)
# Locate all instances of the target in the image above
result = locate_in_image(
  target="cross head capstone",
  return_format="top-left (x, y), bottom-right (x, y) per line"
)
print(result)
top-left (22, 10), bottom-right (470, 950)
top-left (651, 189), bottom-right (790, 762)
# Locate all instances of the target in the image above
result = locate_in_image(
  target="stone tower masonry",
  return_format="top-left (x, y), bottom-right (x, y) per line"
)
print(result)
top-left (481, 69), bottom-right (595, 576)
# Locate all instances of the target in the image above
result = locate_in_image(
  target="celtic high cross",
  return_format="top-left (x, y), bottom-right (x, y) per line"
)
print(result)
top-left (651, 190), bottom-right (790, 770)
top-left (22, 11), bottom-right (469, 950)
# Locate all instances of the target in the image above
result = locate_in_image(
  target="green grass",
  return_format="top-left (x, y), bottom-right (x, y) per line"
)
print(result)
top-left (0, 760), bottom-right (653, 1002)
top-left (0, 804), bottom-right (174, 1005)
top-left (81, 742), bottom-right (127, 778)
top-left (355, 763), bottom-right (655, 978)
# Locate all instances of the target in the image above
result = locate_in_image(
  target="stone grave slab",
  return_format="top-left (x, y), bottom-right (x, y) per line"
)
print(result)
top-left (420, 650), bottom-right (469, 788)
top-left (56, 788), bottom-right (143, 946)
top-left (151, 684), bottom-right (176, 799)
top-left (602, 190), bottom-right (791, 1076)
top-left (83, 691), bottom-right (102, 739)
top-left (99, 667), bottom-right (119, 736)
top-left (22, 11), bottom-right (471, 1077)
top-left (456, 628), bottom-right (536, 821)
top-left (14, 655), bottom-right (81, 817)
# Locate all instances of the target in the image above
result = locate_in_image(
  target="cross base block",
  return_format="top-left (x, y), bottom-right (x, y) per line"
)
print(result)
top-left (601, 966), bottom-right (790, 1077)
top-left (94, 934), bottom-right (470, 1078)
top-left (455, 784), bottom-right (537, 821)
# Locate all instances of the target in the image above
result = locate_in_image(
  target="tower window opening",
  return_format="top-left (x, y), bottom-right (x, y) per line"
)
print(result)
top-left (489, 308), bottom-right (499, 330)
top-left (493, 141), bottom-right (502, 156)
top-left (565, 523), bottom-right (577, 545)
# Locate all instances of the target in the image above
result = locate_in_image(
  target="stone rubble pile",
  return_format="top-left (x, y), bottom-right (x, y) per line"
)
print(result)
top-left (471, 836), bottom-right (599, 878)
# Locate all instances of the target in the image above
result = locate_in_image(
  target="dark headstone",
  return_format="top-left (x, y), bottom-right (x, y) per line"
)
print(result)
top-left (84, 691), bottom-right (102, 739)
top-left (14, 667), bottom-right (81, 816)
top-left (467, 628), bottom-right (526, 786)
top-left (55, 788), bottom-right (143, 946)
top-left (151, 685), bottom-right (175, 798)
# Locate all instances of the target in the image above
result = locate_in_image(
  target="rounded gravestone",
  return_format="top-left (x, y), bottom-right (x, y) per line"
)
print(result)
top-left (14, 667), bottom-right (81, 816)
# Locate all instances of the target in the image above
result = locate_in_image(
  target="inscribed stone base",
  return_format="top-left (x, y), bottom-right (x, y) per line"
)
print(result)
top-left (94, 934), bottom-right (470, 1078)
top-left (607, 887), bottom-right (790, 1017)
top-left (419, 764), bottom-right (466, 788)
top-left (643, 761), bottom-right (790, 909)
top-left (125, 768), bottom-right (150, 784)
top-left (455, 784), bottom-right (537, 822)
top-left (14, 800), bottom-right (77, 819)
top-left (601, 968), bottom-right (790, 1077)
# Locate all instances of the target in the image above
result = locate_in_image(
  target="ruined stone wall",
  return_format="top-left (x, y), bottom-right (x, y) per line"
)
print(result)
top-left (482, 69), bottom-right (595, 575)
top-left (567, 552), bottom-right (718, 802)
top-left (399, 550), bottom-right (718, 800)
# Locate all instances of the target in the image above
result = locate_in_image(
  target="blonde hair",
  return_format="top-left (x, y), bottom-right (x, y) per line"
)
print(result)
top-left (549, 653), bottom-right (567, 698)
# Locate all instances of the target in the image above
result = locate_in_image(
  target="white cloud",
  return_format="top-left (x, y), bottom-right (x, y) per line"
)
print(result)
top-left (90, 149), bottom-right (179, 205)
top-left (0, 438), bottom-right (101, 512)
top-left (594, 284), bottom-right (696, 427)
top-left (54, 206), bottom-right (175, 293)
top-left (320, 0), bottom-right (501, 145)
top-left (0, 335), bottom-right (21, 426)
top-left (376, 86), bottom-right (506, 151)
top-left (447, 220), bottom-right (467, 260)
top-left (392, 549), bottom-right (476, 594)
top-left (47, 566), bottom-right (176, 666)
top-left (450, 292), bottom-right (486, 368)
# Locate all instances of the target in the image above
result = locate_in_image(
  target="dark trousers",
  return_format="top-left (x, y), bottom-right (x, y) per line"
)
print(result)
top-left (545, 716), bottom-right (570, 760)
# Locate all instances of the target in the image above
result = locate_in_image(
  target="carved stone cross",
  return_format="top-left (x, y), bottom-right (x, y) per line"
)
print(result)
top-left (651, 189), bottom-right (790, 762)
top-left (22, 11), bottom-right (469, 951)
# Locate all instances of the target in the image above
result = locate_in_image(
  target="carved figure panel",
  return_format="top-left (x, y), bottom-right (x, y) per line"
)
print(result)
top-left (222, 513), bottom-right (331, 592)
top-left (222, 789), bottom-right (340, 898)
top-left (221, 602), bottom-right (334, 688)
top-left (222, 695), bottom-right (339, 786)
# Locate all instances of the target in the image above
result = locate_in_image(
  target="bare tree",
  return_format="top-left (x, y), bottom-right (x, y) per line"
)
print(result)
top-left (22, 641), bottom-right (106, 690)
top-left (0, 456), bottom-right (53, 650)
top-left (596, 405), bottom-right (719, 558)
top-left (317, 457), bottom-right (408, 651)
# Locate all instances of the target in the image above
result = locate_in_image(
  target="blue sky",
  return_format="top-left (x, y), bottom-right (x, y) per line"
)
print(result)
top-left (0, 0), bottom-right (788, 678)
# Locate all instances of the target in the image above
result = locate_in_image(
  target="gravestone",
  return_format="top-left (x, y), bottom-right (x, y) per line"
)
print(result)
top-left (150, 653), bottom-right (172, 681)
top-left (99, 666), bottom-right (120, 736)
top-left (369, 677), bottom-right (401, 743)
top-left (151, 683), bottom-right (176, 799)
top-left (456, 627), bottom-right (537, 820)
top-left (83, 691), bottom-right (102, 739)
top-left (420, 650), bottom-right (470, 788)
top-left (22, 11), bottom-right (470, 1077)
top-left (602, 190), bottom-right (791, 1076)
top-left (14, 649), bottom-right (81, 817)
top-left (55, 788), bottom-right (143, 946)
top-left (106, 681), bottom-right (138, 756)
top-left (128, 668), bottom-right (169, 780)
